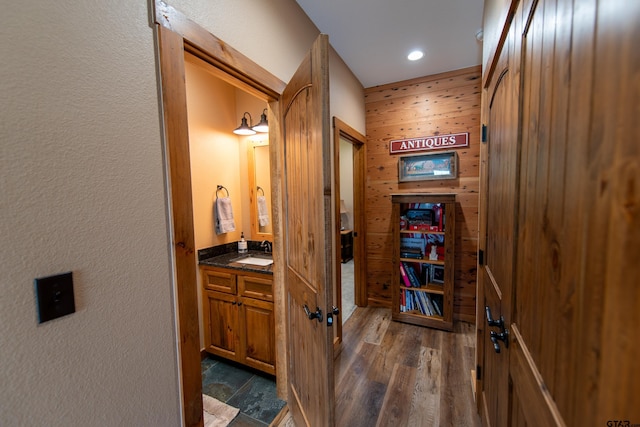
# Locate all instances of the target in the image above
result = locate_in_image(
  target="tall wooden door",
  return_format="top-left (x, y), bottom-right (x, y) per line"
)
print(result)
top-left (479, 0), bottom-right (640, 426)
top-left (478, 21), bottom-right (518, 426)
top-left (282, 34), bottom-right (335, 426)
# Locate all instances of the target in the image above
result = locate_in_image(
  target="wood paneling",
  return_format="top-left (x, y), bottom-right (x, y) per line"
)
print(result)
top-left (479, 0), bottom-right (640, 426)
top-left (365, 67), bottom-right (481, 320)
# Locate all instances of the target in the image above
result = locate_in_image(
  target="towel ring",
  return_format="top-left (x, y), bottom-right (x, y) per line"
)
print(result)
top-left (257, 186), bottom-right (265, 196)
top-left (216, 185), bottom-right (229, 198)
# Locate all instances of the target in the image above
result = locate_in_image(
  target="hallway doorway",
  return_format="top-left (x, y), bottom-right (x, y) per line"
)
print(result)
top-left (333, 117), bottom-right (366, 349)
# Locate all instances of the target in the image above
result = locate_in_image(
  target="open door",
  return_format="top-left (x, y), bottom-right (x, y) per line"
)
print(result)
top-left (332, 117), bottom-right (366, 353)
top-left (281, 34), bottom-right (335, 426)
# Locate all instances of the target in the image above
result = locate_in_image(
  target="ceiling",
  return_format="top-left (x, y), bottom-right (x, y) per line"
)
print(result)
top-left (295, 0), bottom-right (485, 88)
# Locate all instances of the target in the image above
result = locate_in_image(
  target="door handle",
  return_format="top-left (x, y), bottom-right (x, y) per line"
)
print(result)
top-left (327, 306), bottom-right (340, 327)
top-left (490, 330), bottom-right (509, 353)
top-left (303, 305), bottom-right (323, 323)
top-left (485, 306), bottom-right (509, 353)
top-left (485, 306), bottom-right (504, 328)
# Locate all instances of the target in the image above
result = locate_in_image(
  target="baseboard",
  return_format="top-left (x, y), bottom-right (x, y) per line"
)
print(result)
top-left (269, 404), bottom-right (290, 427)
top-left (470, 369), bottom-right (477, 400)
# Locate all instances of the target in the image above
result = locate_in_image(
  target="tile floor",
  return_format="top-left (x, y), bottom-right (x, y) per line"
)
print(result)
top-left (341, 259), bottom-right (356, 324)
top-left (201, 356), bottom-right (286, 426)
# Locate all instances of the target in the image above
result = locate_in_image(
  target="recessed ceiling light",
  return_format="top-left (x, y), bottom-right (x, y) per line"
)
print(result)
top-left (407, 50), bottom-right (424, 61)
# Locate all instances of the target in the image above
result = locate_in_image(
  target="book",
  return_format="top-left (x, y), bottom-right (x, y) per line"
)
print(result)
top-left (432, 297), bottom-right (442, 316)
top-left (399, 263), bottom-right (412, 287)
top-left (411, 292), bottom-right (422, 314)
top-left (405, 263), bottom-right (423, 287)
top-left (424, 293), bottom-right (436, 316)
top-left (401, 262), bottom-right (420, 287)
top-left (401, 252), bottom-right (424, 259)
top-left (417, 291), bottom-right (433, 316)
top-left (431, 295), bottom-right (443, 316)
top-left (415, 292), bottom-right (428, 315)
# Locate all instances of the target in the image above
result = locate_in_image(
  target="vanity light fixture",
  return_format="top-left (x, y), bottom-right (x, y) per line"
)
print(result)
top-left (233, 112), bottom-right (256, 135)
top-left (252, 108), bottom-right (269, 133)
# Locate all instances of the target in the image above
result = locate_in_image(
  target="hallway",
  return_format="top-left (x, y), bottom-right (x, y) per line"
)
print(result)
top-left (334, 307), bottom-right (480, 426)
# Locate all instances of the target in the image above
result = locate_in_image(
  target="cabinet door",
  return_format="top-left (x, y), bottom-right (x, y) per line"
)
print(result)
top-left (240, 297), bottom-right (275, 375)
top-left (203, 290), bottom-right (239, 359)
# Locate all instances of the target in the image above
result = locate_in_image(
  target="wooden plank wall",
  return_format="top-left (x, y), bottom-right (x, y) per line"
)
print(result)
top-left (364, 66), bottom-right (481, 322)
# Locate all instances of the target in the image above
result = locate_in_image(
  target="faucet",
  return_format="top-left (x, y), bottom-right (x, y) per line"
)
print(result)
top-left (260, 240), bottom-right (272, 254)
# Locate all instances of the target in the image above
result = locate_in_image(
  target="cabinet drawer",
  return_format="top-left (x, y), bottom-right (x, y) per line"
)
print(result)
top-left (202, 268), bottom-right (237, 294)
top-left (238, 275), bottom-right (273, 302)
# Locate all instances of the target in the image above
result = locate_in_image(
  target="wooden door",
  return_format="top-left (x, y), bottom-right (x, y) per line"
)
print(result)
top-left (478, 31), bottom-right (518, 425)
top-left (282, 34), bottom-right (335, 426)
top-left (480, 0), bottom-right (640, 425)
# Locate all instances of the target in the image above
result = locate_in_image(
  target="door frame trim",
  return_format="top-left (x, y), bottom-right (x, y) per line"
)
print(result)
top-left (152, 2), bottom-right (287, 425)
top-left (332, 117), bottom-right (367, 351)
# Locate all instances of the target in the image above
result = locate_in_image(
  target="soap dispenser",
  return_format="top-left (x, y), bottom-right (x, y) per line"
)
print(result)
top-left (238, 232), bottom-right (248, 254)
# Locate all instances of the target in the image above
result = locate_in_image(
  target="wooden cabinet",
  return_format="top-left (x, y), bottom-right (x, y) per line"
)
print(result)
top-left (340, 229), bottom-right (353, 263)
top-left (201, 266), bottom-right (275, 375)
top-left (391, 193), bottom-right (455, 331)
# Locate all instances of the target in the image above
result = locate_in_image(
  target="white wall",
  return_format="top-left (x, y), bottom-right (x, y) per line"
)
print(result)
top-left (0, 0), bottom-right (364, 424)
top-left (339, 138), bottom-right (355, 230)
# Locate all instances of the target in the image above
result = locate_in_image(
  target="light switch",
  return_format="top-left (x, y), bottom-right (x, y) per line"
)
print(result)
top-left (34, 271), bottom-right (75, 323)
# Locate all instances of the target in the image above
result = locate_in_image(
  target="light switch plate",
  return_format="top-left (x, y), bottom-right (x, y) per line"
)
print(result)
top-left (34, 272), bottom-right (75, 323)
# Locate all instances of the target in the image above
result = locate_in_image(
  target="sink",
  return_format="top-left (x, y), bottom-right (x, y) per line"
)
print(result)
top-left (234, 256), bottom-right (274, 266)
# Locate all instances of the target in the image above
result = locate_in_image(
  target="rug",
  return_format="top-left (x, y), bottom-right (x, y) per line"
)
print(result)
top-left (202, 394), bottom-right (240, 427)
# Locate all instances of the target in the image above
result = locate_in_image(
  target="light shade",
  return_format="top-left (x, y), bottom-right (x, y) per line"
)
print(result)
top-left (252, 109), bottom-right (269, 133)
top-left (233, 112), bottom-right (256, 135)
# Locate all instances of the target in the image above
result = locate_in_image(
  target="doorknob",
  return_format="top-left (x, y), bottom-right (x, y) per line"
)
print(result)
top-left (485, 306), bottom-right (508, 353)
top-left (485, 306), bottom-right (504, 328)
top-left (326, 306), bottom-right (340, 327)
top-left (303, 305), bottom-right (323, 323)
top-left (490, 330), bottom-right (509, 353)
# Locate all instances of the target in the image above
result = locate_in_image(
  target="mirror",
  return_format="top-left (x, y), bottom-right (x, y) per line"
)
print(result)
top-left (248, 140), bottom-right (272, 240)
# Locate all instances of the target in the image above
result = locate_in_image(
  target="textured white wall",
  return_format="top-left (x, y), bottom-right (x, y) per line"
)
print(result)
top-left (0, 1), bottom-right (180, 425)
top-left (0, 0), bottom-right (365, 425)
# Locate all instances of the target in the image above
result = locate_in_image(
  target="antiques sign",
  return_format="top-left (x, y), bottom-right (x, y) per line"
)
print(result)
top-left (389, 132), bottom-right (469, 154)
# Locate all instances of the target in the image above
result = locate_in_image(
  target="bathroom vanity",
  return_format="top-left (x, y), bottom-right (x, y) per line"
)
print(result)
top-left (199, 251), bottom-right (275, 375)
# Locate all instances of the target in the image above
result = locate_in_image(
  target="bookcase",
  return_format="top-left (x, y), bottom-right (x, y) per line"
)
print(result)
top-left (391, 193), bottom-right (455, 331)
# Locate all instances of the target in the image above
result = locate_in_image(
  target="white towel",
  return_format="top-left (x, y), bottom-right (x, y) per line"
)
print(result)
top-left (257, 195), bottom-right (270, 227)
top-left (215, 197), bottom-right (236, 234)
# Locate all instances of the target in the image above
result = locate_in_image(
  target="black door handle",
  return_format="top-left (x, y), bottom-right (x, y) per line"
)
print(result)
top-left (485, 306), bottom-right (504, 328)
top-left (486, 306), bottom-right (508, 353)
top-left (327, 306), bottom-right (340, 327)
top-left (490, 330), bottom-right (509, 353)
top-left (303, 305), bottom-right (323, 323)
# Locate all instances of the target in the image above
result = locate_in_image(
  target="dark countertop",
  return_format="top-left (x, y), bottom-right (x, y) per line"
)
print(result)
top-left (199, 250), bottom-right (274, 275)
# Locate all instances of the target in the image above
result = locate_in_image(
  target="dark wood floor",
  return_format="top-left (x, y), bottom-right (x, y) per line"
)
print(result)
top-left (334, 307), bottom-right (481, 427)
